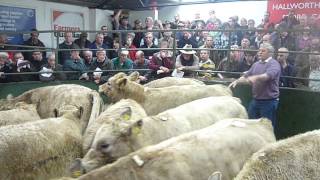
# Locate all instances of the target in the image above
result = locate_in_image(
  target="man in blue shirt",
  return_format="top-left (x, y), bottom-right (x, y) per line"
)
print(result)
top-left (229, 43), bottom-right (281, 128)
top-left (90, 33), bottom-right (110, 57)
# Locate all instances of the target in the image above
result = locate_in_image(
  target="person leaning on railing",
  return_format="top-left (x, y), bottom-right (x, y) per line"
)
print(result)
top-left (0, 52), bottom-right (14, 83)
top-left (111, 48), bottom-right (133, 70)
top-left (88, 48), bottom-right (113, 85)
top-left (198, 49), bottom-right (215, 79)
top-left (175, 44), bottom-right (200, 77)
top-left (63, 49), bottom-right (87, 80)
top-left (133, 50), bottom-right (150, 83)
top-left (13, 52), bottom-right (36, 82)
top-left (148, 40), bottom-right (174, 79)
top-left (39, 54), bottom-right (66, 82)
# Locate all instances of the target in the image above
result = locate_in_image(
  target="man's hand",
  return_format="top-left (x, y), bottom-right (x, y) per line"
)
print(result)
top-left (0, 72), bottom-right (4, 77)
top-left (228, 76), bottom-right (249, 88)
top-left (94, 79), bottom-right (100, 84)
top-left (139, 76), bottom-right (147, 82)
top-left (247, 76), bottom-right (257, 85)
top-left (93, 74), bottom-right (101, 80)
top-left (228, 79), bottom-right (238, 88)
top-left (160, 66), bottom-right (170, 73)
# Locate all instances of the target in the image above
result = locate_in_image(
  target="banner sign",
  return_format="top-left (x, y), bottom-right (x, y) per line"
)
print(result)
top-left (0, 5), bottom-right (36, 44)
top-left (267, 0), bottom-right (320, 24)
top-left (52, 10), bottom-right (84, 45)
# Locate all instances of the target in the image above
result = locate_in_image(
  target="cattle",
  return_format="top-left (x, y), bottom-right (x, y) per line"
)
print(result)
top-left (127, 71), bottom-right (205, 88)
top-left (75, 118), bottom-right (275, 180)
top-left (234, 129), bottom-right (320, 180)
top-left (99, 75), bottom-right (232, 115)
top-left (0, 102), bottom-right (40, 126)
top-left (0, 84), bottom-right (103, 134)
top-left (82, 99), bottom-right (147, 153)
top-left (0, 105), bottom-right (83, 180)
top-left (144, 76), bottom-right (205, 88)
top-left (74, 96), bottom-right (248, 174)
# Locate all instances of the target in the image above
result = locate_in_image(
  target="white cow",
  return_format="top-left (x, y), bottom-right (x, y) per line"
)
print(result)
top-left (0, 105), bottom-right (83, 180)
top-left (121, 71), bottom-right (205, 88)
top-left (144, 76), bottom-right (205, 88)
top-left (74, 96), bottom-right (248, 174)
top-left (0, 102), bottom-right (40, 126)
top-left (234, 129), bottom-right (320, 180)
top-left (99, 74), bottom-right (232, 115)
top-left (0, 84), bottom-right (103, 134)
top-left (76, 118), bottom-right (276, 180)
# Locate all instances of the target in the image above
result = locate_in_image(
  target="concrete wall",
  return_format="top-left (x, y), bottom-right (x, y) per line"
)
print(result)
top-left (1, 0), bottom-right (267, 48)
top-left (130, 1), bottom-right (267, 27)
top-left (88, 8), bottom-right (113, 42)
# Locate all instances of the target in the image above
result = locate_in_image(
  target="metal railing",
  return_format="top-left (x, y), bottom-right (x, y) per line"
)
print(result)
top-left (1, 28), bottom-right (320, 89)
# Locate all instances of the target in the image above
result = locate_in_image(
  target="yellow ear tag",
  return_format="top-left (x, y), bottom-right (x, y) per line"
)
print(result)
top-left (122, 114), bottom-right (131, 121)
top-left (72, 170), bottom-right (82, 178)
top-left (132, 126), bottom-right (141, 135)
top-left (203, 64), bottom-right (209, 68)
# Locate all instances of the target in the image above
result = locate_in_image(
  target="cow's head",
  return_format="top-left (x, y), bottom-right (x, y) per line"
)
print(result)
top-left (99, 74), bottom-right (144, 103)
top-left (99, 72), bottom-right (133, 102)
top-left (54, 105), bottom-right (83, 121)
top-left (71, 107), bottom-right (145, 174)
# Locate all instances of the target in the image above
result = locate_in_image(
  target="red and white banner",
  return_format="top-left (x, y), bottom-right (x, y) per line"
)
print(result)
top-left (267, 0), bottom-right (320, 24)
top-left (52, 10), bottom-right (84, 45)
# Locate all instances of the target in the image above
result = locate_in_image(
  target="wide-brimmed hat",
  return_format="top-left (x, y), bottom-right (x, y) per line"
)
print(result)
top-left (179, 44), bottom-right (196, 54)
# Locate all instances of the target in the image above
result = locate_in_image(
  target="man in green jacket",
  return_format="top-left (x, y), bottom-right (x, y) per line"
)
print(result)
top-left (63, 49), bottom-right (87, 80)
top-left (112, 48), bottom-right (133, 70)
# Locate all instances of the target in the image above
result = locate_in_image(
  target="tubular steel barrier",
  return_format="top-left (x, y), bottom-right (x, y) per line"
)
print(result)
top-left (0, 28), bottom-right (320, 89)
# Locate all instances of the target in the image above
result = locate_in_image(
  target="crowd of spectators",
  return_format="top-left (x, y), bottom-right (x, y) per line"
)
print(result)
top-left (0, 9), bottom-right (320, 90)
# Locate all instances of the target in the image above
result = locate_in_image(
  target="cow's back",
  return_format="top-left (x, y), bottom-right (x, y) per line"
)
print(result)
top-left (144, 84), bottom-right (232, 115)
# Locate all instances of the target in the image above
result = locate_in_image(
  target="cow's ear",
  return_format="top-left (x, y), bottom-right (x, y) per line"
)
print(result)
top-left (54, 108), bottom-right (58, 118)
top-left (208, 171), bottom-right (222, 180)
top-left (120, 107), bottom-right (132, 121)
top-left (131, 119), bottom-right (143, 136)
top-left (128, 71), bottom-right (140, 82)
top-left (114, 72), bottom-right (127, 79)
top-left (79, 106), bottom-right (84, 119)
top-left (116, 77), bottom-right (127, 89)
top-left (120, 119), bottom-right (143, 137)
top-left (135, 119), bottom-right (143, 127)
